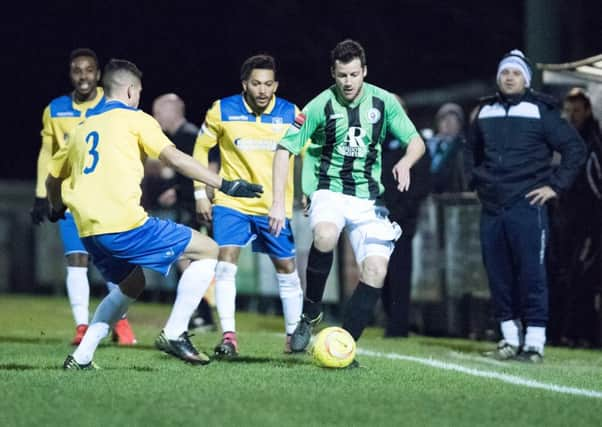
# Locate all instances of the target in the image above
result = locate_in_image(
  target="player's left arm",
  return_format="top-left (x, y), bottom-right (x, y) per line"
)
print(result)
top-left (45, 143), bottom-right (72, 221)
top-left (269, 105), bottom-right (319, 236)
top-left (192, 103), bottom-right (221, 220)
top-left (393, 136), bottom-right (425, 192)
top-left (386, 95), bottom-right (425, 191)
top-left (138, 114), bottom-right (261, 198)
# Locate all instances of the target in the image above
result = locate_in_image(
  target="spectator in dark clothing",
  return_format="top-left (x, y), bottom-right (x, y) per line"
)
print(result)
top-left (381, 95), bottom-right (432, 337)
top-left (381, 136), bottom-right (432, 337)
top-left (548, 88), bottom-right (602, 347)
top-left (466, 49), bottom-right (586, 363)
top-left (426, 103), bottom-right (467, 193)
top-left (140, 159), bottom-right (177, 213)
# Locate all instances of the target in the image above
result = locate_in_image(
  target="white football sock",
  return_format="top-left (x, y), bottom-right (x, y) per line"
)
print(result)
top-left (215, 261), bottom-right (238, 334)
top-left (277, 271), bottom-right (303, 335)
top-left (66, 266), bottom-right (89, 326)
top-left (500, 319), bottom-right (522, 347)
top-left (106, 281), bottom-right (127, 319)
top-left (524, 326), bottom-right (546, 353)
top-left (72, 287), bottom-right (135, 365)
top-left (163, 259), bottom-right (217, 339)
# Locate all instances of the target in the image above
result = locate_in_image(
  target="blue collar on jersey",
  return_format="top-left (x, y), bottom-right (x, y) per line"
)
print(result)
top-left (87, 99), bottom-right (138, 117)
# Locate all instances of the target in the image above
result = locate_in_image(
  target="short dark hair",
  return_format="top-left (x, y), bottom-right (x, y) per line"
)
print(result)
top-left (69, 48), bottom-right (99, 68)
top-left (331, 39), bottom-right (366, 67)
top-left (102, 59), bottom-right (143, 96)
top-left (564, 87), bottom-right (592, 109)
top-left (240, 54), bottom-right (276, 81)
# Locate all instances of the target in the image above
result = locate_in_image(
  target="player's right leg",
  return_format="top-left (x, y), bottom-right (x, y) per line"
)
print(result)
top-left (291, 190), bottom-right (344, 352)
top-left (158, 228), bottom-right (218, 365)
top-left (59, 213), bottom-right (91, 345)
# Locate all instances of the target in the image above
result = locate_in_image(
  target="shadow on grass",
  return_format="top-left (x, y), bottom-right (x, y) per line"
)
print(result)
top-left (0, 363), bottom-right (159, 372)
top-left (211, 355), bottom-right (312, 366)
top-left (0, 335), bottom-right (63, 345)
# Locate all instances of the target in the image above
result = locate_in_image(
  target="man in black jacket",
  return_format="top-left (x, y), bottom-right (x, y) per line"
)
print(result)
top-left (381, 95), bottom-right (432, 337)
top-left (548, 88), bottom-right (602, 347)
top-left (466, 50), bottom-right (586, 362)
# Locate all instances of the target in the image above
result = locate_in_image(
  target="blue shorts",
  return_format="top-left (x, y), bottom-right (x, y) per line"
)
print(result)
top-left (212, 205), bottom-right (295, 259)
top-left (58, 212), bottom-right (87, 255)
top-left (81, 217), bottom-right (192, 283)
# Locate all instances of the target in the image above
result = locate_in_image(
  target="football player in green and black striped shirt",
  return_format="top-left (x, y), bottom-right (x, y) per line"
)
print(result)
top-left (269, 39), bottom-right (425, 357)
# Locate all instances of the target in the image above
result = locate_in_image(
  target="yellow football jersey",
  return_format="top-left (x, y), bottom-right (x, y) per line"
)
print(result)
top-left (36, 88), bottom-right (105, 197)
top-left (48, 101), bottom-right (174, 237)
top-left (193, 94), bottom-right (298, 218)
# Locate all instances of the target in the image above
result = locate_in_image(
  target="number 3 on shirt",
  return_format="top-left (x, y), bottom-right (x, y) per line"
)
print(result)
top-left (83, 131), bottom-right (100, 174)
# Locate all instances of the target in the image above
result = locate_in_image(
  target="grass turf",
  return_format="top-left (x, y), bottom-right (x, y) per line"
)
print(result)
top-left (1, 295), bottom-right (601, 427)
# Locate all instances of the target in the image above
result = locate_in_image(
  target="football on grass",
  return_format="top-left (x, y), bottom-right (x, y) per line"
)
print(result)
top-left (310, 326), bottom-right (356, 368)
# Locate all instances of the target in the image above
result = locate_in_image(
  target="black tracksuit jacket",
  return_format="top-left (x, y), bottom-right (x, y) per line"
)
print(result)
top-left (466, 90), bottom-right (586, 213)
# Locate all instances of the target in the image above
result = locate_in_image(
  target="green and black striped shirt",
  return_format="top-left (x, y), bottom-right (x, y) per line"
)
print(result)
top-left (280, 83), bottom-right (418, 199)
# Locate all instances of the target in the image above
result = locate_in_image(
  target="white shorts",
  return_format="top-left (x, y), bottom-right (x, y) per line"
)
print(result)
top-left (308, 190), bottom-right (402, 263)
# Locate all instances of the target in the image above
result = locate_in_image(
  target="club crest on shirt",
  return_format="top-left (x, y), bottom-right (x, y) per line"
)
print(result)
top-left (367, 108), bottom-right (381, 124)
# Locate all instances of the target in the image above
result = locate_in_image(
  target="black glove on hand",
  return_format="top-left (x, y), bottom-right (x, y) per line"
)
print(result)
top-left (30, 197), bottom-right (50, 225)
top-left (48, 207), bottom-right (67, 223)
top-left (220, 179), bottom-right (263, 198)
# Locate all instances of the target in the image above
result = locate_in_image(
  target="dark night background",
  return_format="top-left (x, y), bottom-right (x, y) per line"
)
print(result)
top-left (4, 0), bottom-right (601, 182)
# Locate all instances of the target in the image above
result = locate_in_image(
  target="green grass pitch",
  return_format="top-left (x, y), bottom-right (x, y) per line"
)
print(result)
top-left (1, 295), bottom-right (601, 427)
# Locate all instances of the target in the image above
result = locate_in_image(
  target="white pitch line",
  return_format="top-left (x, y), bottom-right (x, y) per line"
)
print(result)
top-left (357, 348), bottom-right (602, 399)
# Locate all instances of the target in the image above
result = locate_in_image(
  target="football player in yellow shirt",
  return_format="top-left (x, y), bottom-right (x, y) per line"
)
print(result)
top-left (32, 48), bottom-right (136, 346)
top-left (46, 59), bottom-right (262, 369)
top-left (193, 55), bottom-right (303, 356)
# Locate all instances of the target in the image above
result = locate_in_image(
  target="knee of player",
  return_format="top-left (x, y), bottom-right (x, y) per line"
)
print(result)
top-left (360, 257), bottom-right (389, 284)
top-left (313, 228), bottom-right (339, 252)
top-left (273, 258), bottom-right (296, 275)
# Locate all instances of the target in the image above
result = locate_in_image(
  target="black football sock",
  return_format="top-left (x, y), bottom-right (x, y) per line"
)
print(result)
top-left (197, 298), bottom-right (214, 324)
top-left (303, 244), bottom-right (333, 319)
top-left (342, 281), bottom-right (380, 341)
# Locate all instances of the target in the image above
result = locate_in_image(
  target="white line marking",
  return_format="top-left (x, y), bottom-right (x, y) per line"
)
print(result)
top-left (357, 349), bottom-right (602, 399)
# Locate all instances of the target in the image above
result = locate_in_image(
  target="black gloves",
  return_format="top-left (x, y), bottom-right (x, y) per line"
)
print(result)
top-left (30, 197), bottom-right (50, 225)
top-left (220, 179), bottom-right (263, 198)
top-left (48, 207), bottom-right (67, 223)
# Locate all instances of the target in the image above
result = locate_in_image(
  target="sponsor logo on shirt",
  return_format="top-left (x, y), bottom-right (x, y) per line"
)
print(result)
top-left (228, 115), bottom-right (249, 121)
top-left (329, 113), bottom-right (344, 120)
top-left (338, 126), bottom-right (367, 157)
top-left (56, 111), bottom-right (78, 117)
top-left (234, 138), bottom-right (278, 151)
